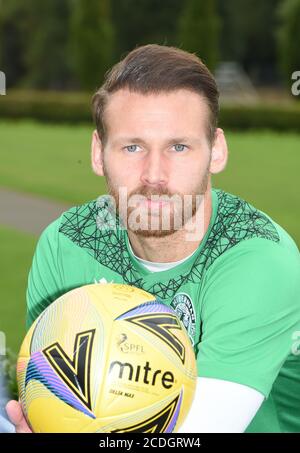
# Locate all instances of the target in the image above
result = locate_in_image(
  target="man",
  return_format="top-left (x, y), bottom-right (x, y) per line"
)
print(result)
top-left (6, 44), bottom-right (300, 433)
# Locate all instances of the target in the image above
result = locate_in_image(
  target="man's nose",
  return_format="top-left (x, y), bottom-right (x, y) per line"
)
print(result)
top-left (140, 150), bottom-right (168, 187)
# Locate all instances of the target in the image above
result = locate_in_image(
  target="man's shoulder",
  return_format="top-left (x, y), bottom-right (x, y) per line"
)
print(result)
top-left (40, 194), bottom-right (117, 247)
top-left (212, 188), bottom-right (298, 256)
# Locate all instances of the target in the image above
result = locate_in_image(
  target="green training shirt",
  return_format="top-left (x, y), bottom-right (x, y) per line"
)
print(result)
top-left (26, 188), bottom-right (300, 433)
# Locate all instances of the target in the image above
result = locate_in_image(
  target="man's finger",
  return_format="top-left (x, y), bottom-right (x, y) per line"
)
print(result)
top-left (5, 400), bottom-right (32, 433)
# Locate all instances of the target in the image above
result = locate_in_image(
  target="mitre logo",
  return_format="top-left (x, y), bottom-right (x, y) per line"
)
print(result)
top-left (109, 360), bottom-right (175, 389)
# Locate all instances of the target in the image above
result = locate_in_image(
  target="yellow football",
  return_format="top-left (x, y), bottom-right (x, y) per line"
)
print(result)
top-left (17, 283), bottom-right (197, 433)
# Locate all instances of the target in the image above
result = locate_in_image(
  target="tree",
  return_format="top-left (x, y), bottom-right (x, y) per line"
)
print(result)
top-left (0, 0), bottom-right (74, 90)
top-left (23, 0), bottom-right (73, 89)
top-left (277, 0), bottom-right (300, 90)
top-left (217, 0), bottom-right (282, 84)
top-left (0, 1), bottom-right (28, 88)
top-left (70, 0), bottom-right (115, 91)
top-left (111, 0), bottom-right (182, 59)
top-left (177, 0), bottom-right (220, 71)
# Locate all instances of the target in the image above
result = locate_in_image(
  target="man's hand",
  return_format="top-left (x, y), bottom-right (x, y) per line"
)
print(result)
top-left (5, 400), bottom-right (32, 433)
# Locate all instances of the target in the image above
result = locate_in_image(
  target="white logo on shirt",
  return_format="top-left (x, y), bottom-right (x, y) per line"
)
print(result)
top-left (94, 277), bottom-right (114, 284)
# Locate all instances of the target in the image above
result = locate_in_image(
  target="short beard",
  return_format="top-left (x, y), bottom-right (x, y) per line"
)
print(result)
top-left (103, 162), bottom-right (210, 238)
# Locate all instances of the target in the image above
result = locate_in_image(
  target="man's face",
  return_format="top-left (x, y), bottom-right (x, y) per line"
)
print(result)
top-left (99, 88), bottom-right (213, 237)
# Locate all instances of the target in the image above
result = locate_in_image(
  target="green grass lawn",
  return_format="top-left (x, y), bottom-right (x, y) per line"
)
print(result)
top-left (0, 226), bottom-right (37, 355)
top-left (0, 120), bottom-right (107, 205)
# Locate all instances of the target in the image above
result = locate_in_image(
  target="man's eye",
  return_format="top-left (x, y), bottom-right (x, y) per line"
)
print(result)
top-left (173, 144), bottom-right (187, 152)
top-left (125, 145), bottom-right (139, 153)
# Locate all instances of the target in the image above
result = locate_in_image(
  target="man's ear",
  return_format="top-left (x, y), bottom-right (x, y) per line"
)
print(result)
top-left (209, 128), bottom-right (228, 175)
top-left (91, 130), bottom-right (104, 176)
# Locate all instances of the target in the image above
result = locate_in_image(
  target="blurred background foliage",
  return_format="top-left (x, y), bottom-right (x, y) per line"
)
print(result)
top-left (277, 0), bottom-right (300, 87)
top-left (0, 0), bottom-right (299, 92)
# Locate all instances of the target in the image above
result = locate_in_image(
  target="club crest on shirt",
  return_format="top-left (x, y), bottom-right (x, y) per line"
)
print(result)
top-left (171, 293), bottom-right (196, 346)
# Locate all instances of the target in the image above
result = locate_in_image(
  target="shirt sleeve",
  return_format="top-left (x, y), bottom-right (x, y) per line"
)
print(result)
top-left (178, 377), bottom-right (264, 433)
top-left (196, 237), bottom-right (300, 398)
top-left (26, 217), bottom-right (63, 331)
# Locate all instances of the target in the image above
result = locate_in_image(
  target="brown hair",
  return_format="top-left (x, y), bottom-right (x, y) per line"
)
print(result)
top-left (92, 44), bottom-right (219, 145)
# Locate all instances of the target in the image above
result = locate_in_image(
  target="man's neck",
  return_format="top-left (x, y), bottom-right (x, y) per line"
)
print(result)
top-left (127, 188), bottom-right (213, 263)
